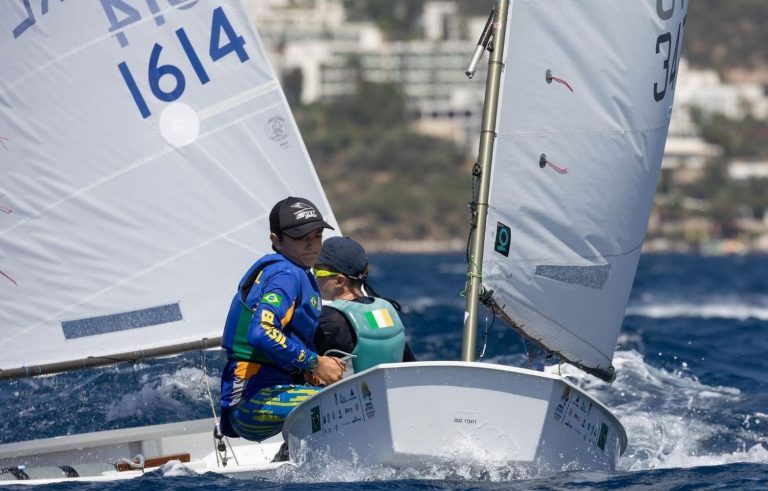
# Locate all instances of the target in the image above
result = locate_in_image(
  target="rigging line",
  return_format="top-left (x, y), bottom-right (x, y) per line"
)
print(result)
top-left (200, 345), bottom-right (240, 467)
top-left (461, 256), bottom-right (483, 298)
top-left (524, 343), bottom-right (539, 368)
top-left (199, 345), bottom-right (219, 427)
top-left (550, 76), bottom-right (573, 92)
top-left (0, 206), bottom-right (12, 214)
top-left (499, 301), bottom-right (611, 369)
top-left (478, 308), bottom-right (497, 361)
top-left (545, 69), bottom-right (574, 92)
top-left (1, 270), bottom-right (17, 286)
top-left (544, 160), bottom-right (568, 173)
top-left (539, 154), bottom-right (568, 173)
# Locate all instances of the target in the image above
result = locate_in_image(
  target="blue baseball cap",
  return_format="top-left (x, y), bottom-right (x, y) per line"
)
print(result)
top-left (316, 237), bottom-right (369, 279)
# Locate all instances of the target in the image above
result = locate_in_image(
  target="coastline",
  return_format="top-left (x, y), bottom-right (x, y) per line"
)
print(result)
top-left (363, 237), bottom-right (768, 255)
top-left (363, 238), bottom-right (466, 254)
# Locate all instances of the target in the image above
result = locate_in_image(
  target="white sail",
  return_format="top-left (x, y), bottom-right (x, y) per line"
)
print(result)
top-left (0, 1), bottom-right (336, 377)
top-left (482, 1), bottom-right (687, 380)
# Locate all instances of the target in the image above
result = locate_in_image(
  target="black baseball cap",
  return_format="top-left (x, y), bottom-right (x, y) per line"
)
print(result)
top-left (269, 196), bottom-right (334, 239)
top-left (316, 236), bottom-right (369, 279)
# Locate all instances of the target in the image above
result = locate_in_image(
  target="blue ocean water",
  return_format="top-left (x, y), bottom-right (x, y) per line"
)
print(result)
top-left (1, 253), bottom-right (767, 489)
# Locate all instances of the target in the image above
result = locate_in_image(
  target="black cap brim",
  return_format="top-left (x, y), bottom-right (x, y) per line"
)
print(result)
top-left (282, 220), bottom-right (334, 239)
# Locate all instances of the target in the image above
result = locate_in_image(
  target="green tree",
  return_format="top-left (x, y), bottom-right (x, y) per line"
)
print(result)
top-left (294, 80), bottom-right (471, 243)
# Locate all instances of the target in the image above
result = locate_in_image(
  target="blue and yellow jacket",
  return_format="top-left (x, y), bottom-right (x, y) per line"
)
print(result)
top-left (219, 253), bottom-right (322, 413)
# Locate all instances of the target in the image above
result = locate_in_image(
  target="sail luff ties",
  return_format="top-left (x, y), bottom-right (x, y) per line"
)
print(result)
top-left (539, 153), bottom-right (568, 173)
top-left (545, 69), bottom-right (574, 92)
top-left (1, 270), bottom-right (17, 286)
top-left (1, 197), bottom-right (18, 286)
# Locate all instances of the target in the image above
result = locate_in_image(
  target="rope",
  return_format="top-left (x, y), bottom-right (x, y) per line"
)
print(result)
top-left (199, 345), bottom-right (239, 467)
top-left (539, 153), bottom-right (569, 173)
top-left (478, 311), bottom-right (496, 360)
top-left (199, 345), bottom-right (218, 428)
top-left (1, 270), bottom-right (17, 286)
top-left (545, 69), bottom-right (574, 92)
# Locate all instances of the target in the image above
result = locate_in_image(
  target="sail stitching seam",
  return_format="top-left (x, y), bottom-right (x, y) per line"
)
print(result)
top-left (499, 124), bottom-right (668, 137)
top-left (1, 216), bottom-right (265, 348)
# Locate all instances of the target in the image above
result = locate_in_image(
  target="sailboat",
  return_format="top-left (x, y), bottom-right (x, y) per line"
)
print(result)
top-left (281, 0), bottom-right (687, 474)
top-left (0, 0), bottom-right (332, 483)
top-left (0, 0), bottom-right (688, 483)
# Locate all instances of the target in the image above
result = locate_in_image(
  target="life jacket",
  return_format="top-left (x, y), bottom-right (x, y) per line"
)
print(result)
top-left (221, 255), bottom-right (315, 365)
top-left (222, 257), bottom-right (280, 364)
top-left (327, 298), bottom-right (405, 372)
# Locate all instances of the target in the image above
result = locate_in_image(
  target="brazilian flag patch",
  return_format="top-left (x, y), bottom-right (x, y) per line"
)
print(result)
top-left (262, 292), bottom-right (282, 307)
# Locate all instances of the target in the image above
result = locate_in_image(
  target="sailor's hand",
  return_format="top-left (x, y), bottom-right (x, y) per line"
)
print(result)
top-left (313, 355), bottom-right (345, 385)
top-left (304, 371), bottom-right (324, 386)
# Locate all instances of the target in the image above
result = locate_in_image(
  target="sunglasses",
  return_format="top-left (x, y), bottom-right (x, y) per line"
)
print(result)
top-left (313, 268), bottom-right (341, 278)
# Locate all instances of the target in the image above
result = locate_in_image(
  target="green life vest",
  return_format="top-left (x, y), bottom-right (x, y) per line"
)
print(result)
top-left (327, 298), bottom-right (405, 372)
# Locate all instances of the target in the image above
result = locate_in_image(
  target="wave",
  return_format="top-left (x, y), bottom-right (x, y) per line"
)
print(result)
top-left (626, 295), bottom-right (768, 320)
top-left (544, 351), bottom-right (768, 471)
top-left (106, 366), bottom-right (217, 422)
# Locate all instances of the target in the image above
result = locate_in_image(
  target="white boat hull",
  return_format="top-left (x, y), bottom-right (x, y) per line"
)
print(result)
top-left (0, 418), bottom-right (287, 484)
top-left (283, 362), bottom-right (627, 474)
top-left (0, 363), bottom-right (627, 483)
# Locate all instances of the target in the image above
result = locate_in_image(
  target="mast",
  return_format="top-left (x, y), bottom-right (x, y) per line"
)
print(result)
top-left (461, 0), bottom-right (510, 361)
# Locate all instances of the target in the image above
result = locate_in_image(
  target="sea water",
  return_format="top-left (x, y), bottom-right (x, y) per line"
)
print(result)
top-left (1, 253), bottom-right (767, 489)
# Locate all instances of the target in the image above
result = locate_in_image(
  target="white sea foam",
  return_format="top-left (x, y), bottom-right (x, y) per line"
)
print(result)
top-left (544, 350), bottom-right (768, 471)
top-left (400, 295), bottom-right (465, 314)
top-left (158, 460), bottom-right (198, 477)
top-left (265, 445), bottom-right (543, 483)
top-left (626, 295), bottom-right (768, 320)
top-left (106, 366), bottom-right (215, 421)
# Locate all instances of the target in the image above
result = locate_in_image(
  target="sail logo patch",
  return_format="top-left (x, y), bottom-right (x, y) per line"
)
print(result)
top-left (364, 309), bottom-right (394, 329)
top-left (265, 116), bottom-right (288, 141)
top-left (262, 293), bottom-right (282, 307)
top-left (494, 222), bottom-right (511, 257)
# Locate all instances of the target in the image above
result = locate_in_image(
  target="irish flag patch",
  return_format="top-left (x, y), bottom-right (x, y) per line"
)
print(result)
top-left (364, 309), bottom-right (394, 329)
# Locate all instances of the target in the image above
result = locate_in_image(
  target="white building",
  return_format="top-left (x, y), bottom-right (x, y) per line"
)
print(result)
top-left (663, 106), bottom-right (722, 174)
top-left (675, 60), bottom-right (768, 120)
top-left (245, 2), bottom-right (765, 156)
top-left (246, 0), bottom-right (489, 147)
top-left (728, 160), bottom-right (768, 180)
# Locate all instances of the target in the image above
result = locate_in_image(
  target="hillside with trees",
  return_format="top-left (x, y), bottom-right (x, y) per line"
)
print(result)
top-left (345, 0), bottom-right (768, 78)
top-left (295, 81), bottom-right (472, 245)
top-left (297, 1), bottom-right (768, 249)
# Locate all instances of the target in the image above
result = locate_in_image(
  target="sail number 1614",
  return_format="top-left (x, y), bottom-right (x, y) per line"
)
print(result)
top-left (118, 6), bottom-right (249, 119)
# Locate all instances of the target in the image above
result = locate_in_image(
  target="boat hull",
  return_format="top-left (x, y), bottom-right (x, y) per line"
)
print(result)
top-left (0, 418), bottom-right (287, 484)
top-left (283, 362), bottom-right (626, 474)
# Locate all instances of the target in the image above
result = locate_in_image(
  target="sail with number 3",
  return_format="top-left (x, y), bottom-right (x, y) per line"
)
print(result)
top-left (482, 1), bottom-right (687, 381)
